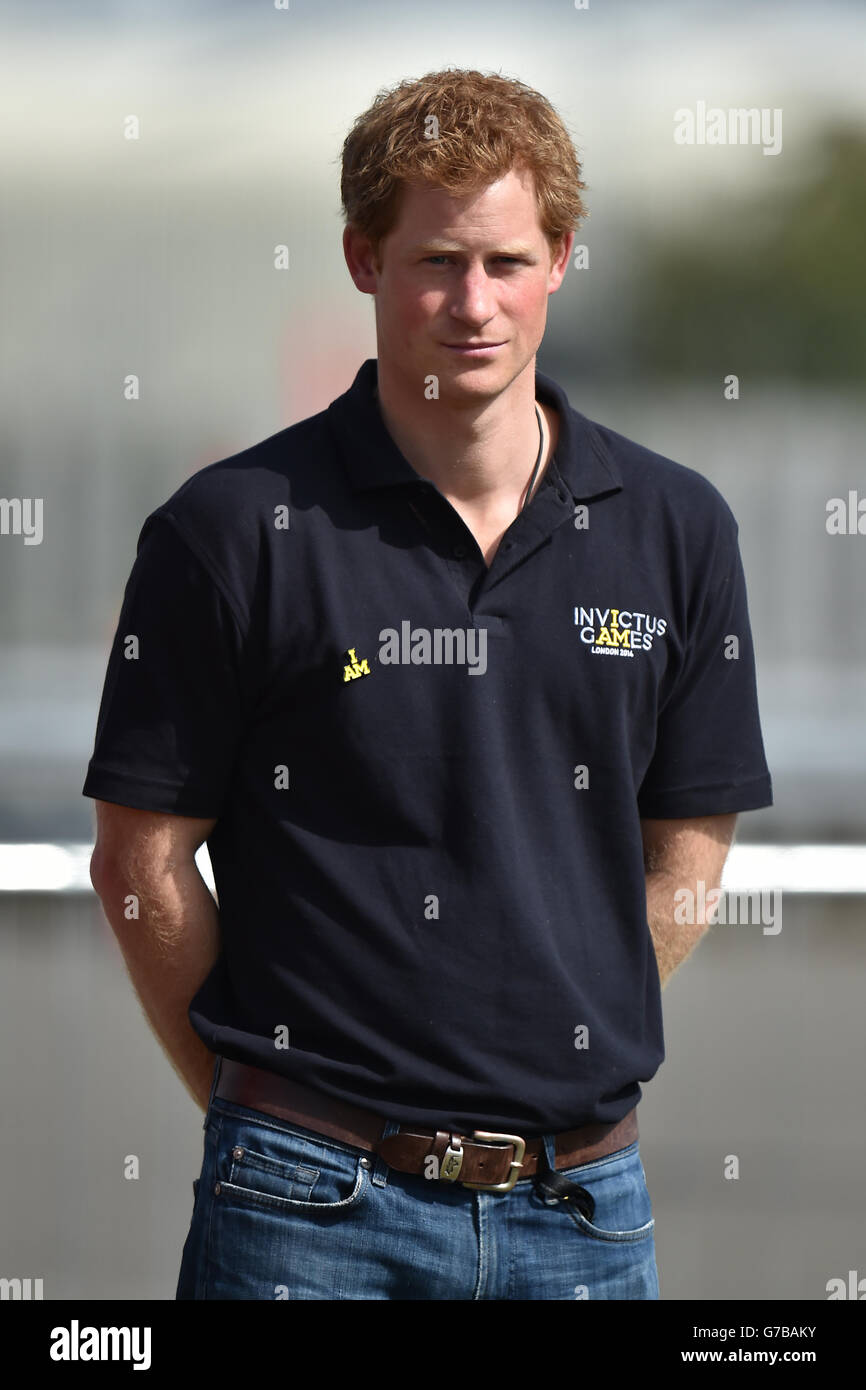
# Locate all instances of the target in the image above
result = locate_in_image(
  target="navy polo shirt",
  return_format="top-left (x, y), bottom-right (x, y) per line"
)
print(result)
top-left (82, 357), bottom-right (773, 1136)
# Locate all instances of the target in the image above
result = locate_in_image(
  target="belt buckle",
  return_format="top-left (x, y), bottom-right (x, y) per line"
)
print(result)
top-left (460, 1130), bottom-right (527, 1193)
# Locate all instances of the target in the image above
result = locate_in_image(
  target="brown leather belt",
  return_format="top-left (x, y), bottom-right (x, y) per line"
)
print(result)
top-left (213, 1058), bottom-right (638, 1193)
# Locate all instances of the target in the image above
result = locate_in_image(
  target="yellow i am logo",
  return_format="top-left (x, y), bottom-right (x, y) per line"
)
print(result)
top-left (343, 646), bottom-right (371, 682)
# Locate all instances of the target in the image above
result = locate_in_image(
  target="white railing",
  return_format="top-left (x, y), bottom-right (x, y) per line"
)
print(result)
top-left (1, 843), bottom-right (865, 895)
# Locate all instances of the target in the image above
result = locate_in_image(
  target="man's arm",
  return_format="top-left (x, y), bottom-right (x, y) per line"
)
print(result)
top-left (641, 812), bottom-right (737, 989)
top-left (89, 800), bottom-right (221, 1111)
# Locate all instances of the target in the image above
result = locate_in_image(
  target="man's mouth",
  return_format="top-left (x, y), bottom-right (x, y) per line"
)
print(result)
top-left (441, 341), bottom-right (506, 355)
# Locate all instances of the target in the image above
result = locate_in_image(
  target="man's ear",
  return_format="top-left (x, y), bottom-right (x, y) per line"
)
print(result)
top-left (343, 225), bottom-right (381, 295)
top-left (547, 231), bottom-right (575, 294)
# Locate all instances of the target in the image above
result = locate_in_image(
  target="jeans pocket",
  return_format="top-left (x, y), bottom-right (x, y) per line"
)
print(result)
top-left (211, 1105), bottom-right (371, 1215)
top-left (555, 1142), bottom-right (655, 1244)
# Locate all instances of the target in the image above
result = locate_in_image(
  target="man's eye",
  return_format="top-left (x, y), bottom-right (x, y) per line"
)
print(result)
top-left (423, 256), bottom-right (523, 265)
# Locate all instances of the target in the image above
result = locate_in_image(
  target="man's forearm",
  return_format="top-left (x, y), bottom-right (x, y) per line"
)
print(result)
top-left (645, 868), bottom-right (713, 988)
top-left (91, 855), bottom-right (221, 1110)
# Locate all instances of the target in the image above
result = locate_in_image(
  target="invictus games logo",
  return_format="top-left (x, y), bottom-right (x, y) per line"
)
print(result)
top-left (574, 605), bottom-right (668, 658)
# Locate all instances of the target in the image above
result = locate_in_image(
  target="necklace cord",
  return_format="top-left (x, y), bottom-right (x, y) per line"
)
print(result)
top-left (521, 404), bottom-right (545, 513)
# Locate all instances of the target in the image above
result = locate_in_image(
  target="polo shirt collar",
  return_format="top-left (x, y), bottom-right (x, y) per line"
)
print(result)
top-left (327, 358), bottom-right (621, 502)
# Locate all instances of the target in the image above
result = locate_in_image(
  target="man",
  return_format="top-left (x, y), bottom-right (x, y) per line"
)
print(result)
top-left (84, 69), bottom-right (772, 1301)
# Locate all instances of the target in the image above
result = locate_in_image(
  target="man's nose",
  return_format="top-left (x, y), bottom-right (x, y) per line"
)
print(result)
top-left (448, 267), bottom-right (497, 325)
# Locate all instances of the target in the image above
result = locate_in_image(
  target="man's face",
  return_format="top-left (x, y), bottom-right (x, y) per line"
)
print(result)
top-left (346, 165), bottom-right (573, 404)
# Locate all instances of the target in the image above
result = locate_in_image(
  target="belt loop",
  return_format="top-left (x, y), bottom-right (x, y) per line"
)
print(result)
top-left (541, 1133), bottom-right (557, 1173)
top-left (372, 1118), bottom-right (401, 1188)
top-left (204, 1054), bottom-right (223, 1128)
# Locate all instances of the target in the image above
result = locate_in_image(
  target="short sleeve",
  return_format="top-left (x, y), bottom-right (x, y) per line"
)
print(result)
top-left (82, 513), bottom-right (249, 817)
top-left (637, 515), bottom-right (773, 818)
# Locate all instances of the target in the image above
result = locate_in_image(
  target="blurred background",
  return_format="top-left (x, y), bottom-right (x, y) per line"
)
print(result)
top-left (0, 0), bottom-right (864, 1301)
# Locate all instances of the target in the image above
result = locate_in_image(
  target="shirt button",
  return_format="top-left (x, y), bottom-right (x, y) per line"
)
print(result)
top-left (451, 543), bottom-right (468, 559)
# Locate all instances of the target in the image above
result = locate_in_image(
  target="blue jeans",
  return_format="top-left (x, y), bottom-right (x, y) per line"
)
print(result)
top-left (176, 1076), bottom-right (659, 1300)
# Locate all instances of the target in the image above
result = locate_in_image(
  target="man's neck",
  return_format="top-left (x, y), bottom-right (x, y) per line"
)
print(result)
top-left (373, 357), bottom-right (559, 514)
